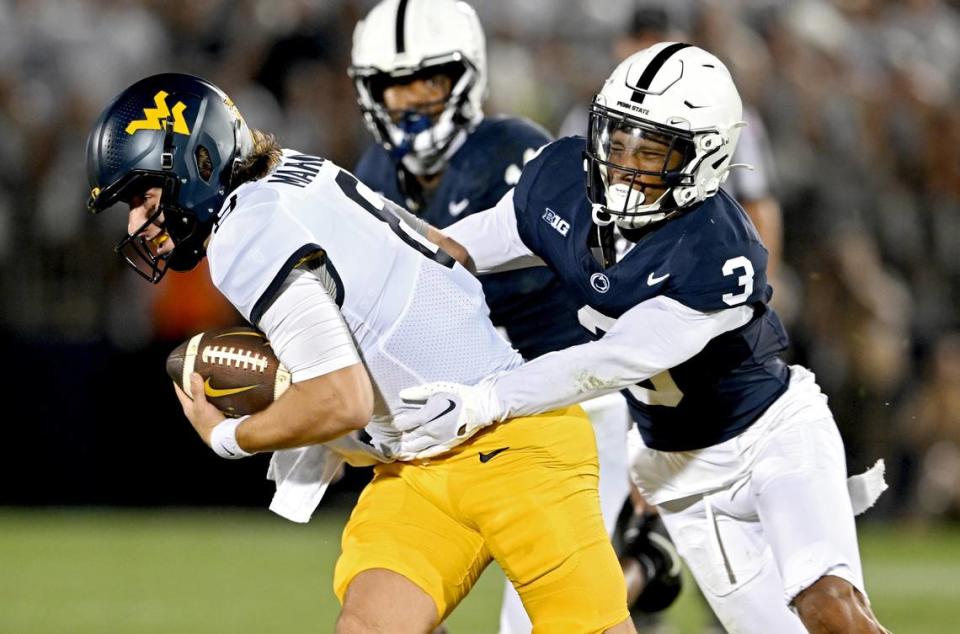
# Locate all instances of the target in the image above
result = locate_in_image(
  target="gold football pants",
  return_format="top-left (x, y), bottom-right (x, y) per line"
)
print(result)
top-left (334, 405), bottom-right (628, 633)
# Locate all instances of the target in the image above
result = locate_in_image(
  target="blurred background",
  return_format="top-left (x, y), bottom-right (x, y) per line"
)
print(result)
top-left (1, 0), bottom-right (958, 631)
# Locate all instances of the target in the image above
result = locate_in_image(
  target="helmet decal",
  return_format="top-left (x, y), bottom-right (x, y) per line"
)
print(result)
top-left (125, 91), bottom-right (191, 136)
top-left (627, 42), bottom-right (692, 104)
top-left (86, 73), bottom-right (254, 283)
top-left (394, 0), bottom-right (410, 53)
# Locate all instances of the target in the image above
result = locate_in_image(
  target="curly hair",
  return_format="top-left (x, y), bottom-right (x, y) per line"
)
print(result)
top-left (232, 129), bottom-right (283, 186)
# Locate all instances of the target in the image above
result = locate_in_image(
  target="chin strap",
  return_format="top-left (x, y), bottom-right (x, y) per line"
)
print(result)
top-left (588, 216), bottom-right (618, 268)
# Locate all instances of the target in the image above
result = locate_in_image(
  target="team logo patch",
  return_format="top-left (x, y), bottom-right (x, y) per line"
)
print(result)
top-left (590, 272), bottom-right (611, 293)
top-left (542, 208), bottom-right (570, 237)
top-left (125, 90), bottom-right (191, 136)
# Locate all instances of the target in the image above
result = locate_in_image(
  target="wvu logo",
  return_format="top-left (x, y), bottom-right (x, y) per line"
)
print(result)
top-left (125, 90), bottom-right (191, 136)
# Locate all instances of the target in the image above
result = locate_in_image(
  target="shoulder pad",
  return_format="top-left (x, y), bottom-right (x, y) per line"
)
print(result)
top-left (207, 190), bottom-right (320, 324)
top-left (663, 193), bottom-right (770, 312)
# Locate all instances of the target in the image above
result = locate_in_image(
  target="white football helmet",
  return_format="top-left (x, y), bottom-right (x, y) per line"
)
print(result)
top-left (349, 0), bottom-right (486, 176)
top-left (585, 43), bottom-right (746, 229)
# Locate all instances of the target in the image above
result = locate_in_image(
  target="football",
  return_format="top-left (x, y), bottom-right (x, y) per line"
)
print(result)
top-left (166, 326), bottom-right (291, 417)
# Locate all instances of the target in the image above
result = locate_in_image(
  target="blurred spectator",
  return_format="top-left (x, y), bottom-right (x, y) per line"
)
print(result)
top-left (896, 333), bottom-right (960, 521)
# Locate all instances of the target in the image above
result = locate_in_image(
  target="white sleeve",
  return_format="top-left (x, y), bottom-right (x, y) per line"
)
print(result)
top-left (444, 189), bottom-right (545, 273)
top-left (257, 267), bottom-right (361, 383)
top-left (490, 296), bottom-right (754, 418)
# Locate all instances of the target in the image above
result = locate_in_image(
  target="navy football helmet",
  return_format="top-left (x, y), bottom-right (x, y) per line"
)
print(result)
top-left (86, 73), bottom-right (253, 282)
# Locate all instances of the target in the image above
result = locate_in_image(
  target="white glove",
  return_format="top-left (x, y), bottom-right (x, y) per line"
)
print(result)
top-left (394, 379), bottom-right (503, 459)
top-left (363, 419), bottom-right (403, 462)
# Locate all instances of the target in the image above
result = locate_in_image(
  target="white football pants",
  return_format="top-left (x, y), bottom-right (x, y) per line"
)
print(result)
top-left (498, 392), bottom-right (631, 634)
top-left (637, 365), bottom-right (883, 633)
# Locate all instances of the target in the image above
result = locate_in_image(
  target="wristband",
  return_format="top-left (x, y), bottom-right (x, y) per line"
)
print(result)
top-left (210, 416), bottom-right (254, 459)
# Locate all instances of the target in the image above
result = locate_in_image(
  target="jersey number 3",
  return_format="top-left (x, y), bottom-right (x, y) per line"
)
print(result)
top-left (577, 306), bottom-right (684, 408)
top-left (722, 256), bottom-right (754, 306)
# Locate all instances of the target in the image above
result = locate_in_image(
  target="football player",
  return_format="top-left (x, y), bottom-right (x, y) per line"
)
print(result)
top-left (85, 73), bottom-right (635, 633)
top-left (391, 43), bottom-right (891, 634)
top-left (347, 1), bottom-right (679, 630)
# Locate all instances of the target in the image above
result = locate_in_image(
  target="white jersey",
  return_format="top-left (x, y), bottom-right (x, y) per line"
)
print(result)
top-left (207, 149), bottom-right (522, 443)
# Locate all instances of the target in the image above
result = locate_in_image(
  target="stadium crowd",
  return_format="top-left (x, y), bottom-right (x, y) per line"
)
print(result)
top-left (1, 0), bottom-right (958, 521)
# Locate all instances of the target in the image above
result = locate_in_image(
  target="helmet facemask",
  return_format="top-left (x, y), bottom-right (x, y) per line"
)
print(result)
top-left (351, 53), bottom-right (480, 176)
top-left (89, 167), bottom-right (208, 284)
top-left (586, 102), bottom-right (696, 230)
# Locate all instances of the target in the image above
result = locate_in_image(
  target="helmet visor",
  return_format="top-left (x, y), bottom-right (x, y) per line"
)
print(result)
top-left (588, 105), bottom-right (695, 198)
top-left (87, 170), bottom-right (170, 214)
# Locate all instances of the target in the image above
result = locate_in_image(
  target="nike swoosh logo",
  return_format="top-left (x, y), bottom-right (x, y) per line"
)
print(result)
top-left (647, 272), bottom-right (670, 286)
top-left (204, 378), bottom-right (258, 398)
top-left (219, 442), bottom-right (236, 457)
top-left (448, 198), bottom-right (469, 217)
top-left (426, 399), bottom-right (457, 424)
top-left (479, 447), bottom-right (509, 463)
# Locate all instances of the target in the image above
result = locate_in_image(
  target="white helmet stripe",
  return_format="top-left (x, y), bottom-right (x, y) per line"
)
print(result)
top-left (630, 42), bottom-right (692, 104)
top-left (395, 0), bottom-right (410, 53)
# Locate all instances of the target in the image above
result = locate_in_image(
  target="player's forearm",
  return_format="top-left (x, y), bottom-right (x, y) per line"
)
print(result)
top-left (236, 363), bottom-right (373, 451)
top-left (489, 297), bottom-right (754, 419)
top-left (236, 266), bottom-right (371, 452)
top-left (489, 338), bottom-right (657, 419)
top-left (428, 227), bottom-right (475, 272)
top-left (444, 190), bottom-right (544, 274)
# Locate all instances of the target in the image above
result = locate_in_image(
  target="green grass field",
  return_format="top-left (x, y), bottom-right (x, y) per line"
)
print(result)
top-left (1, 508), bottom-right (957, 633)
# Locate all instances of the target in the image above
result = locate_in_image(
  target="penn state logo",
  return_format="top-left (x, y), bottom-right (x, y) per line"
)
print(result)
top-left (590, 272), bottom-right (611, 293)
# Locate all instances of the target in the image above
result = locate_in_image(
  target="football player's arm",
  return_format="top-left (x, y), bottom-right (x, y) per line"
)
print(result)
top-left (178, 267), bottom-right (373, 457)
top-left (379, 197), bottom-right (476, 272)
top-left (379, 187), bottom-right (544, 274)
top-left (486, 297), bottom-right (753, 417)
top-left (442, 189), bottom-right (546, 274)
top-left (395, 297), bottom-right (755, 456)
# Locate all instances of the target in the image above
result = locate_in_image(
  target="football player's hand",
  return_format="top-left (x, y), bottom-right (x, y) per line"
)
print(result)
top-left (173, 373), bottom-right (227, 447)
top-left (364, 420), bottom-right (403, 461)
top-left (393, 380), bottom-right (502, 459)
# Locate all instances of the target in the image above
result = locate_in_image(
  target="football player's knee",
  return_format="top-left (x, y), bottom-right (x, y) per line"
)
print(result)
top-left (793, 576), bottom-right (875, 633)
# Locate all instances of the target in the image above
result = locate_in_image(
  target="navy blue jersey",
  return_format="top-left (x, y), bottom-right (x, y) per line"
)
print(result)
top-left (513, 136), bottom-right (791, 451)
top-left (355, 117), bottom-right (591, 359)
